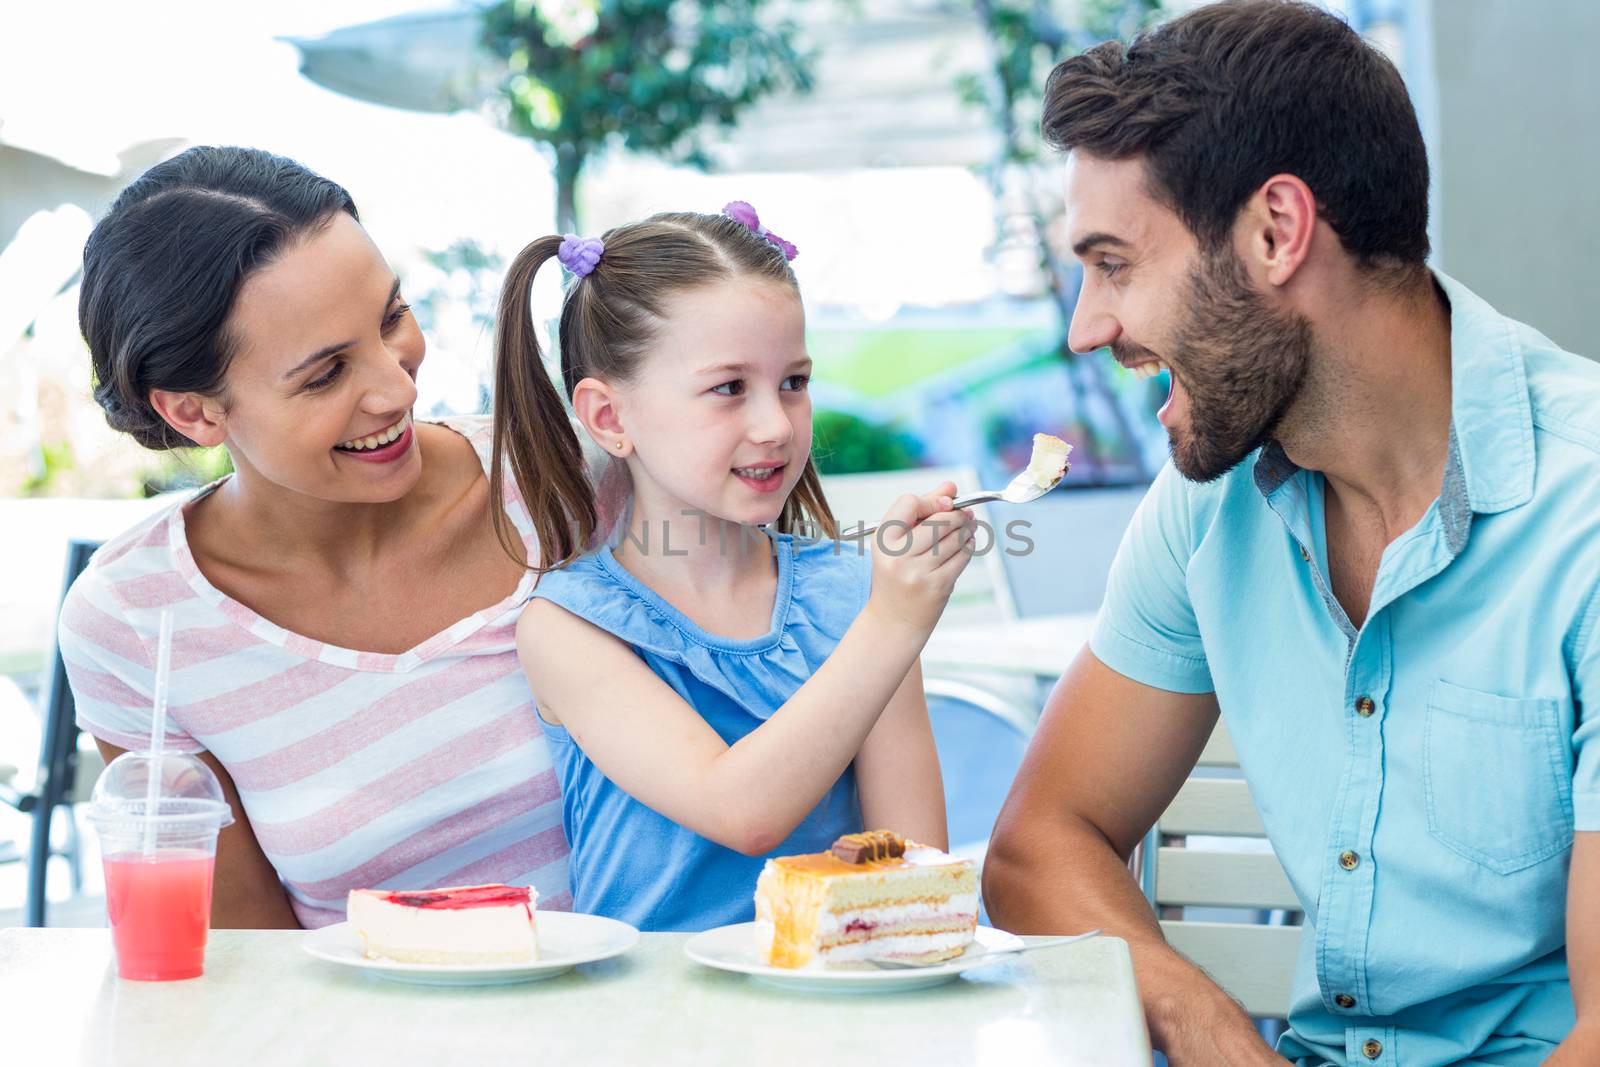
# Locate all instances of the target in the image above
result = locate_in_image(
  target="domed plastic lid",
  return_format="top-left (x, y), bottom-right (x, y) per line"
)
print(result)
top-left (88, 751), bottom-right (234, 832)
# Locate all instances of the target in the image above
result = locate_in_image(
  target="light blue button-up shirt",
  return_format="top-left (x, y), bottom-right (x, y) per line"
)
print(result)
top-left (1091, 272), bottom-right (1600, 1065)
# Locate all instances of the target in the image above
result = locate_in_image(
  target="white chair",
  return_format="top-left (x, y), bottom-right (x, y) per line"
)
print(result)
top-left (0, 760), bottom-right (19, 863)
top-left (1138, 719), bottom-right (1302, 1020)
top-left (817, 465), bottom-right (1017, 626)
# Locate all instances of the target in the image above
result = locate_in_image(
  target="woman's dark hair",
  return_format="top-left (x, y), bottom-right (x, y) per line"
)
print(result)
top-left (1042, 0), bottom-right (1430, 279)
top-left (79, 146), bottom-right (358, 450)
top-left (492, 212), bottom-right (837, 573)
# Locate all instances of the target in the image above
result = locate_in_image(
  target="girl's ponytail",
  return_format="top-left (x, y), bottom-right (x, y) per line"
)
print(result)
top-left (490, 237), bottom-right (598, 573)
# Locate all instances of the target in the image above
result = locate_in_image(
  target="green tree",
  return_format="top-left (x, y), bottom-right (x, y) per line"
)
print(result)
top-left (480, 0), bottom-right (817, 232)
top-left (812, 409), bottom-right (924, 476)
top-left (957, 0), bottom-right (1163, 482)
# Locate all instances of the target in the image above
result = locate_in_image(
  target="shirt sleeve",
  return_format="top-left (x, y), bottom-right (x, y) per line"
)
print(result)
top-left (1568, 581), bottom-right (1600, 830)
top-left (57, 565), bottom-right (204, 754)
top-left (1088, 462), bottom-right (1215, 694)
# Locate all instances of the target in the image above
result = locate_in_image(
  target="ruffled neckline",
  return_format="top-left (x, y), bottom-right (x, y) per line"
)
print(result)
top-left (593, 534), bottom-right (796, 655)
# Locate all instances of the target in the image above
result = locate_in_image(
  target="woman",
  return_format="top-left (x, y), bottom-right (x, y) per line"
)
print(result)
top-left (61, 146), bottom-right (621, 927)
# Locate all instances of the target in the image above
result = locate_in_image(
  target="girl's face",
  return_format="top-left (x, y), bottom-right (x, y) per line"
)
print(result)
top-left (614, 278), bottom-right (813, 529)
top-left (216, 213), bottom-right (425, 503)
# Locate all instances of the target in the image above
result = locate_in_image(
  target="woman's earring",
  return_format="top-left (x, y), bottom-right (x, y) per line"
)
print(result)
top-left (614, 441), bottom-right (625, 451)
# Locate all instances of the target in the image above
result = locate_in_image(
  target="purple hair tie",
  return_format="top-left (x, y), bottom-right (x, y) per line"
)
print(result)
top-left (558, 234), bottom-right (604, 277)
top-left (722, 201), bottom-right (798, 262)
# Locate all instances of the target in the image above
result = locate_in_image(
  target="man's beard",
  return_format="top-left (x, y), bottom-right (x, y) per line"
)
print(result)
top-left (1120, 248), bottom-right (1313, 483)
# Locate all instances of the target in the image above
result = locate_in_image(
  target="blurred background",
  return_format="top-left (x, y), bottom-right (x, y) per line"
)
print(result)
top-left (2, 0), bottom-right (1596, 926)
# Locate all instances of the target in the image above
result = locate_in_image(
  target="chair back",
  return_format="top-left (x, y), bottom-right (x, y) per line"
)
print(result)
top-left (26, 537), bottom-right (103, 926)
top-left (1141, 718), bottom-right (1301, 1020)
top-left (818, 465), bottom-right (1016, 626)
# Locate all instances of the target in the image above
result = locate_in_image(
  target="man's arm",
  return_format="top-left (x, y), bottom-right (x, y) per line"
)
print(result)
top-left (983, 647), bottom-right (1284, 1065)
top-left (1546, 832), bottom-right (1600, 1064)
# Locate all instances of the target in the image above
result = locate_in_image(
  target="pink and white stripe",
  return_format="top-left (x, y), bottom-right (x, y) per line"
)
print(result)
top-left (59, 416), bottom-right (615, 927)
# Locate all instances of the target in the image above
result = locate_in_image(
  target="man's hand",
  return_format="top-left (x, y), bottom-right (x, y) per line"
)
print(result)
top-left (983, 648), bottom-right (1285, 1063)
top-left (1140, 949), bottom-right (1288, 1064)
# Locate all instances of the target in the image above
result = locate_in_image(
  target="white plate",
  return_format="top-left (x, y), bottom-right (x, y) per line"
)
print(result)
top-left (302, 911), bottom-right (640, 986)
top-left (683, 923), bottom-right (1025, 993)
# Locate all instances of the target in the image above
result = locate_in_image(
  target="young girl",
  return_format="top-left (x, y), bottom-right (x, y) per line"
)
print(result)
top-left (491, 204), bottom-right (975, 932)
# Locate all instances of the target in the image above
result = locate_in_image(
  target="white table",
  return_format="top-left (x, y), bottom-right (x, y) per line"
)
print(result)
top-left (0, 928), bottom-right (1151, 1066)
top-left (922, 613), bottom-right (1096, 680)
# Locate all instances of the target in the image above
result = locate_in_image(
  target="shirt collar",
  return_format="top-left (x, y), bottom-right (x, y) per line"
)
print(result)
top-left (1252, 269), bottom-right (1535, 521)
top-left (1434, 270), bottom-right (1535, 514)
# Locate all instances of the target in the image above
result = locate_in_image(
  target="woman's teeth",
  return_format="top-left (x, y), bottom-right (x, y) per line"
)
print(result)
top-left (1131, 361), bottom-right (1170, 381)
top-left (734, 466), bottom-right (779, 479)
top-left (336, 412), bottom-right (410, 452)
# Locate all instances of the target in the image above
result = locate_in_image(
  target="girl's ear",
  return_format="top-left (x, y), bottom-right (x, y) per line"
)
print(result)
top-left (571, 377), bottom-right (631, 458)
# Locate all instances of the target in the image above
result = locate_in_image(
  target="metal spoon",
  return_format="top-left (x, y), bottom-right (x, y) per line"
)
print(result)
top-left (865, 928), bottom-right (1101, 970)
top-left (840, 461), bottom-right (1070, 542)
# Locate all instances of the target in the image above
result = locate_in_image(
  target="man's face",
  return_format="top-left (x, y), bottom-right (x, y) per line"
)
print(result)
top-left (1063, 153), bottom-right (1312, 482)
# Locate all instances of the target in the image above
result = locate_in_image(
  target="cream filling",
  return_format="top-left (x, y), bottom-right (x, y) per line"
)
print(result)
top-left (812, 930), bottom-right (975, 967)
top-left (816, 894), bottom-right (980, 936)
top-left (336, 411), bottom-right (411, 452)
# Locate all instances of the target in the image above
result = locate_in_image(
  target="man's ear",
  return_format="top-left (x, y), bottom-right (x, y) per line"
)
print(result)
top-left (1240, 173), bottom-right (1316, 288)
top-left (148, 390), bottom-right (228, 448)
top-left (570, 377), bottom-right (631, 458)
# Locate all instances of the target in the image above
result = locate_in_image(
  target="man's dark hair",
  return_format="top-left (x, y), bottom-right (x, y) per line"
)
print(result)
top-left (1043, 0), bottom-right (1430, 276)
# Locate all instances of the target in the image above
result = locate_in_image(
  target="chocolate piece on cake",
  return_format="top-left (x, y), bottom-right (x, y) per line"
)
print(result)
top-left (830, 829), bottom-right (908, 864)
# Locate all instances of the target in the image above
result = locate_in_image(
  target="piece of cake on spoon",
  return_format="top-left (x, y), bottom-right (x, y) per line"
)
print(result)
top-left (1024, 432), bottom-right (1072, 490)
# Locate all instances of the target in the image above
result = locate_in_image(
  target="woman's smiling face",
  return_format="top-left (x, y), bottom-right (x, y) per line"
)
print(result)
top-left (215, 213), bottom-right (426, 503)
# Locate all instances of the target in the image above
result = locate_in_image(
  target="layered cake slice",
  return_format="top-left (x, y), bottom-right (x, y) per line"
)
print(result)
top-left (346, 883), bottom-right (539, 965)
top-left (754, 831), bottom-right (979, 969)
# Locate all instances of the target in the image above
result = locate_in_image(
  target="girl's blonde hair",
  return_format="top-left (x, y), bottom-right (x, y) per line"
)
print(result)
top-left (491, 211), bottom-right (837, 572)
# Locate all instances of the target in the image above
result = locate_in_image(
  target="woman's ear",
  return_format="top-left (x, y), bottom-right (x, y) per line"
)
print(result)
top-left (149, 390), bottom-right (228, 448)
top-left (570, 377), bottom-right (631, 458)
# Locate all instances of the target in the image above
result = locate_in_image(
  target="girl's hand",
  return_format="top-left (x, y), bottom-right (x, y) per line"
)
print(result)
top-left (864, 480), bottom-right (976, 633)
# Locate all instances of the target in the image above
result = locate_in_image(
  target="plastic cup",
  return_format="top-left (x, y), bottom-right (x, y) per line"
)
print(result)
top-left (87, 752), bottom-right (233, 981)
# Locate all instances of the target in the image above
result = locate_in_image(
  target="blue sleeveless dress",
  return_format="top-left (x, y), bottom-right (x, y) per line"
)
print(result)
top-left (527, 532), bottom-right (873, 932)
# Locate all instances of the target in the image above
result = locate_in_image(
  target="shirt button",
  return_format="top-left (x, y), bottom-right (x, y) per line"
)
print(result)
top-left (1334, 993), bottom-right (1356, 1009)
top-left (1363, 1038), bottom-right (1383, 1059)
top-left (1339, 850), bottom-right (1361, 871)
top-left (1355, 696), bottom-right (1375, 717)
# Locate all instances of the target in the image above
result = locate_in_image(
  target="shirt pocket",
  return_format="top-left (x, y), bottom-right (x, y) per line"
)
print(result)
top-left (1423, 679), bottom-right (1573, 875)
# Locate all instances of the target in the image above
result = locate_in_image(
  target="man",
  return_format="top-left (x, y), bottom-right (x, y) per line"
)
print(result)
top-left (982, 2), bottom-right (1600, 1065)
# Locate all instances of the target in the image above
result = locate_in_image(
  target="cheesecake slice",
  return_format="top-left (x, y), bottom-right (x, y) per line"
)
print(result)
top-left (346, 883), bottom-right (538, 965)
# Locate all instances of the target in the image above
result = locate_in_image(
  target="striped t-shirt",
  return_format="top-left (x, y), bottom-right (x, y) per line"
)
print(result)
top-left (61, 415), bottom-right (620, 927)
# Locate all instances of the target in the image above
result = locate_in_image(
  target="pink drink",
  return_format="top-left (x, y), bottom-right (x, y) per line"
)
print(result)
top-left (103, 849), bottom-right (216, 980)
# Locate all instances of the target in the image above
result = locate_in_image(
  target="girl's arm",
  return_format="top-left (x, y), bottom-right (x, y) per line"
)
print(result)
top-left (1548, 832), bottom-right (1600, 1065)
top-left (853, 659), bottom-right (948, 849)
top-left (518, 487), bottom-right (972, 856)
top-left (92, 739), bottom-right (302, 929)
